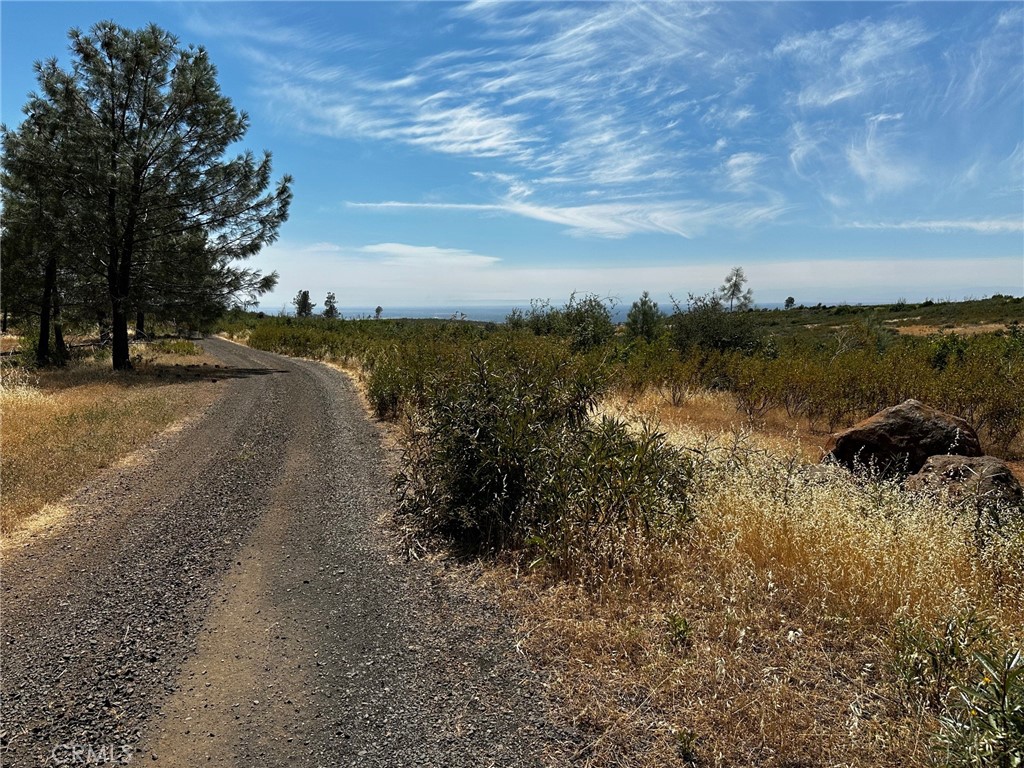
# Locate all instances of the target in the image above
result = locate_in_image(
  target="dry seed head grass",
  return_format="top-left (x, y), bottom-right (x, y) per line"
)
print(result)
top-left (604, 387), bottom-right (825, 462)
top-left (696, 456), bottom-right (1010, 629)
top-left (486, 394), bottom-right (1023, 767)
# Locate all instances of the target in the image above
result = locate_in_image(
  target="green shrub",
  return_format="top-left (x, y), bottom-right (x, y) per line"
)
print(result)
top-left (895, 610), bottom-right (996, 714)
top-left (364, 346), bottom-right (407, 419)
top-left (671, 292), bottom-right (764, 356)
top-left (625, 291), bottom-right (664, 344)
top-left (395, 336), bottom-right (602, 550)
top-left (935, 650), bottom-right (1024, 767)
top-left (563, 293), bottom-right (615, 353)
top-left (394, 336), bottom-right (693, 582)
top-left (532, 415), bottom-right (693, 581)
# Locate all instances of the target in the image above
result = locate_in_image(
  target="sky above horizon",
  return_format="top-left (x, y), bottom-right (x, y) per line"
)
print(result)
top-left (2, 1), bottom-right (1022, 313)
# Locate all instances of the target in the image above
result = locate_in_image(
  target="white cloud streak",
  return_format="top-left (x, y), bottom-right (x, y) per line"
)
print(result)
top-left (775, 18), bottom-right (932, 108)
top-left (357, 243), bottom-right (500, 269)
top-left (347, 197), bottom-right (790, 239)
top-left (845, 113), bottom-right (917, 194)
top-left (845, 219), bottom-right (1024, 234)
top-left (243, 2), bottom-right (771, 195)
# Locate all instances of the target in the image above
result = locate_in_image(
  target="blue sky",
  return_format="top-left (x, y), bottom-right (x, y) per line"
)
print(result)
top-left (3, 1), bottom-right (1022, 313)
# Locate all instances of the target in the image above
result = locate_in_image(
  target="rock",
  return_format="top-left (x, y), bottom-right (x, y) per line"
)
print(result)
top-left (824, 399), bottom-right (982, 477)
top-left (905, 455), bottom-right (1023, 522)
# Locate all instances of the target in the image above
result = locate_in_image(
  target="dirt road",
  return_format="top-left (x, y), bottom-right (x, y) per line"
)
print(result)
top-left (1, 338), bottom-right (571, 766)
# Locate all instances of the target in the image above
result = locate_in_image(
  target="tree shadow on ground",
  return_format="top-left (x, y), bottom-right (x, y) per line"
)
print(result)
top-left (133, 361), bottom-right (291, 384)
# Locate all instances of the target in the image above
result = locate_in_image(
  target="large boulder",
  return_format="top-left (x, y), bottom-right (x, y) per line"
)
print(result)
top-left (824, 399), bottom-right (982, 477)
top-left (905, 455), bottom-right (1023, 521)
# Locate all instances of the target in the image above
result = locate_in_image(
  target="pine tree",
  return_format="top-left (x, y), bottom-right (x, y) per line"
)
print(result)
top-left (293, 290), bottom-right (315, 318)
top-left (2, 22), bottom-right (291, 369)
top-left (719, 267), bottom-right (753, 312)
top-left (323, 292), bottom-right (339, 319)
top-left (624, 291), bottom-right (663, 343)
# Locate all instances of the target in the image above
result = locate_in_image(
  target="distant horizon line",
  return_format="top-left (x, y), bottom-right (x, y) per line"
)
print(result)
top-left (258, 293), bottom-right (1022, 322)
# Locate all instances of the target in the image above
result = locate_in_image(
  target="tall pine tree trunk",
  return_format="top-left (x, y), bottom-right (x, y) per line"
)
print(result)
top-left (111, 300), bottom-right (131, 370)
top-left (36, 254), bottom-right (56, 366)
top-left (135, 311), bottom-right (145, 339)
top-left (53, 289), bottom-right (67, 365)
top-left (108, 256), bottom-right (133, 371)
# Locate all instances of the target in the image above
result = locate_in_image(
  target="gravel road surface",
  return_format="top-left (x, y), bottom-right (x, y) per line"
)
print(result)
top-left (1, 337), bottom-right (574, 767)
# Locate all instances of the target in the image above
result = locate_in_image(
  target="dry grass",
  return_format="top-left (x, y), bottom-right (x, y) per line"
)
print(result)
top-left (473, 397), bottom-right (1023, 767)
top-left (895, 323), bottom-right (1009, 336)
top-left (605, 387), bottom-right (826, 462)
top-left (0, 348), bottom-right (222, 534)
top-left (1, 335), bottom-right (20, 354)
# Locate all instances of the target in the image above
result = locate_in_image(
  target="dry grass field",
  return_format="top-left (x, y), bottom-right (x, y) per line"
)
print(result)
top-left (0, 342), bottom-right (222, 534)
top-left (894, 323), bottom-right (1010, 337)
top-left (477, 394), bottom-right (1024, 767)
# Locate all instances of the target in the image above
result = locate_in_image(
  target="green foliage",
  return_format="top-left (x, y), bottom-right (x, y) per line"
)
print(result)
top-left (506, 294), bottom-right (615, 352)
top-left (2, 22), bottom-right (290, 370)
top-left (719, 266), bottom-right (753, 312)
top-left (392, 335), bottom-right (693, 580)
top-left (935, 650), bottom-right (1024, 767)
top-left (671, 293), bottom-right (764, 356)
top-left (563, 293), bottom-right (616, 352)
top-left (665, 613), bottom-right (693, 648)
top-left (323, 292), bottom-right (339, 319)
top-left (625, 291), bottom-right (664, 343)
top-left (892, 610), bottom-right (1024, 766)
top-left (531, 415), bottom-right (693, 581)
top-left (293, 290), bottom-right (316, 318)
top-left (364, 347), bottom-right (406, 419)
top-left (895, 611), bottom-right (997, 713)
top-left (235, 291), bottom-right (1024, 464)
top-left (395, 335), bottom-right (603, 550)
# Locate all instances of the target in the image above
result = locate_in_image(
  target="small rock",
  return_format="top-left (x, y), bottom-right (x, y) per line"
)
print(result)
top-left (905, 454), bottom-right (1023, 527)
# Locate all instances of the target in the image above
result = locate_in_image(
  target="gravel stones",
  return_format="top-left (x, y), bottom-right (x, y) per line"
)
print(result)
top-left (1, 338), bottom-right (573, 767)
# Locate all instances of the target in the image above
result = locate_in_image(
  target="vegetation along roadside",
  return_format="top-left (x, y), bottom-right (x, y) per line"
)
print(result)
top-left (220, 291), bottom-right (1024, 768)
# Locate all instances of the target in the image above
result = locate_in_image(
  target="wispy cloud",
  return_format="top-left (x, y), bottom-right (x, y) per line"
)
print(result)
top-left (722, 152), bottom-right (767, 194)
top-left (940, 7), bottom-right (1024, 115)
top-left (357, 243), bottom-right (500, 269)
top-left (240, 1), bottom-right (773, 195)
top-left (776, 18), bottom-right (932, 108)
top-left (845, 113), bottom-right (917, 195)
top-left (846, 219), bottom-right (1024, 234)
top-left (192, 3), bottom-right (1018, 251)
top-left (347, 197), bottom-right (790, 239)
top-left (182, 9), bottom-right (360, 54)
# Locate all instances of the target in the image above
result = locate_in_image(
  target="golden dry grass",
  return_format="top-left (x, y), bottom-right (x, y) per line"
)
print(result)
top-left (0, 349), bottom-right (221, 534)
top-left (477, 396), bottom-right (1023, 767)
top-left (895, 323), bottom-right (1009, 337)
top-left (604, 387), bottom-right (826, 462)
top-left (1, 335), bottom-right (20, 354)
